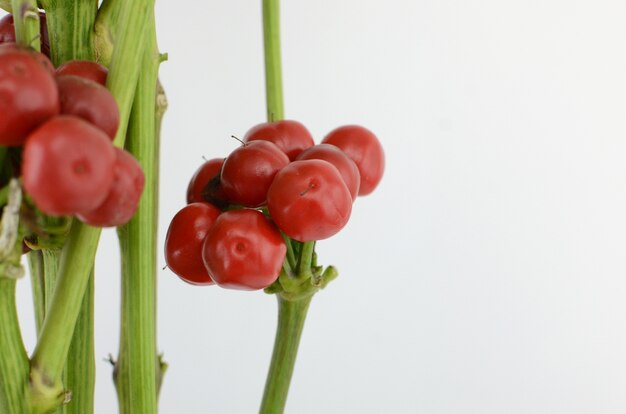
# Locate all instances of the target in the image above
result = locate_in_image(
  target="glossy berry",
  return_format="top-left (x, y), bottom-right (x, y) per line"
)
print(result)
top-left (322, 125), bottom-right (384, 196)
top-left (202, 209), bottom-right (286, 290)
top-left (267, 159), bottom-right (352, 242)
top-left (165, 202), bottom-right (221, 286)
top-left (186, 158), bottom-right (226, 205)
top-left (56, 60), bottom-right (108, 86)
top-left (77, 148), bottom-right (145, 227)
top-left (56, 75), bottom-right (120, 139)
top-left (296, 143), bottom-right (360, 201)
top-left (22, 116), bottom-right (115, 216)
top-left (0, 45), bottom-right (59, 146)
top-left (244, 120), bottom-right (314, 160)
top-left (221, 140), bottom-right (289, 207)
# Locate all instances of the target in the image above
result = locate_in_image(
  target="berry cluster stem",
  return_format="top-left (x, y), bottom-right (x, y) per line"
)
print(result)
top-left (262, 0), bottom-right (284, 121)
top-left (260, 295), bottom-right (312, 414)
top-left (259, 3), bottom-right (316, 412)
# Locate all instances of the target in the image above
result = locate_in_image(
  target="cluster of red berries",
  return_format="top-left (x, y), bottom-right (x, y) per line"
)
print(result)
top-left (165, 120), bottom-right (384, 290)
top-left (0, 14), bottom-right (144, 228)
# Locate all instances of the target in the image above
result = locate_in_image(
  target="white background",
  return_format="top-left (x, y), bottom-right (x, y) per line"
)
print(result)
top-left (4, 0), bottom-right (626, 412)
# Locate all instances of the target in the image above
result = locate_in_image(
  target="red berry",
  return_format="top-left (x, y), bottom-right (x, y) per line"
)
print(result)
top-left (22, 116), bottom-right (116, 216)
top-left (77, 148), bottom-right (145, 227)
top-left (202, 209), bottom-right (285, 290)
top-left (186, 158), bottom-right (225, 204)
top-left (0, 45), bottom-right (59, 146)
top-left (0, 15), bottom-right (15, 45)
top-left (165, 202), bottom-right (221, 286)
top-left (221, 140), bottom-right (289, 207)
top-left (322, 125), bottom-right (384, 196)
top-left (267, 159), bottom-right (352, 242)
top-left (296, 143), bottom-right (360, 201)
top-left (56, 60), bottom-right (108, 86)
top-left (56, 75), bottom-right (120, 139)
top-left (244, 120), bottom-right (314, 160)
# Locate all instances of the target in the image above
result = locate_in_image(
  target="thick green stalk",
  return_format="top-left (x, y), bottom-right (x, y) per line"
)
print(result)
top-left (29, 222), bottom-right (100, 413)
top-left (260, 295), bottom-right (312, 414)
top-left (41, 0), bottom-right (98, 64)
top-left (104, 0), bottom-right (154, 147)
top-left (114, 11), bottom-right (162, 414)
top-left (0, 212), bottom-right (30, 414)
top-left (41, 249), bottom-right (95, 414)
top-left (62, 276), bottom-right (94, 414)
top-left (262, 0), bottom-right (284, 121)
top-left (0, 278), bottom-right (29, 414)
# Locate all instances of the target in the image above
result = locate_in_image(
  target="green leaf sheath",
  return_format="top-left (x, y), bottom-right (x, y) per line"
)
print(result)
top-left (262, 0), bottom-right (284, 121)
top-left (260, 296), bottom-right (312, 414)
top-left (114, 11), bottom-right (162, 414)
top-left (0, 278), bottom-right (29, 414)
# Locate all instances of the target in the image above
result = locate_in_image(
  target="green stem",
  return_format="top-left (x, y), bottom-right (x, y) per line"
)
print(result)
top-left (279, 232), bottom-right (296, 271)
top-left (262, 0), bottom-right (284, 121)
top-left (41, 249), bottom-right (95, 414)
top-left (0, 278), bottom-right (29, 414)
top-left (114, 10), bottom-right (162, 414)
top-left (42, 0), bottom-right (98, 65)
top-left (296, 241), bottom-right (315, 276)
top-left (104, 0), bottom-right (154, 148)
top-left (27, 250), bottom-right (45, 334)
top-left (259, 295), bottom-right (312, 414)
top-left (10, 0), bottom-right (40, 51)
top-left (63, 275), bottom-right (94, 414)
top-left (29, 223), bottom-right (100, 413)
top-left (41, 249), bottom-right (60, 313)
